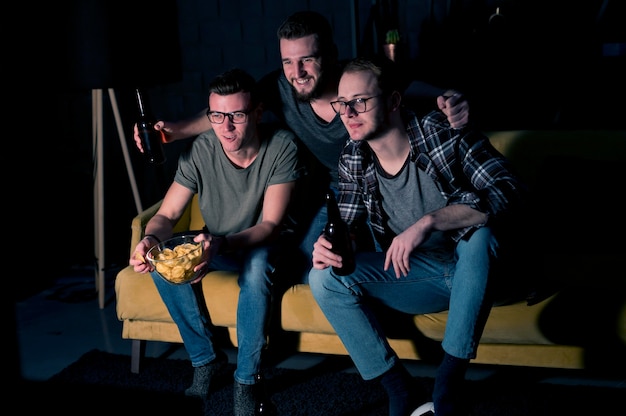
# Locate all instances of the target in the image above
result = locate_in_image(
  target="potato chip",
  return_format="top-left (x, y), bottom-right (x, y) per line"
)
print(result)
top-left (150, 240), bottom-right (203, 284)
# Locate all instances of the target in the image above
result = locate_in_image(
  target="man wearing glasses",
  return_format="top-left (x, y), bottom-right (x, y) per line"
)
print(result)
top-left (309, 57), bottom-right (526, 416)
top-left (130, 68), bottom-right (303, 415)
top-left (330, 95), bottom-right (382, 115)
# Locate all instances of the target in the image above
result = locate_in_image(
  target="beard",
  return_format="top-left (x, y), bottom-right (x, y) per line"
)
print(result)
top-left (362, 110), bottom-right (392, 142)
top-left (294, 72), bottom-right (326, 102)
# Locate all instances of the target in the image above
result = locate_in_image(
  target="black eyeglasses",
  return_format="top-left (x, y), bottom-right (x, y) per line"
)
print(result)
top-left (206, 109), bottom-right (250, 124)
top-left (330, 95), bottom-right (382, 115)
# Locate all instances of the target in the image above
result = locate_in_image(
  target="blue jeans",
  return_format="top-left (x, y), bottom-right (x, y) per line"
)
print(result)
top-left (309, 227), bottom-right (498, 380)
top-left (151, 245), bottom-right (278, 385)
top-left (294, 203), bottom-right (328, 284)
top-left (292, 187), bottom-right (382, 284)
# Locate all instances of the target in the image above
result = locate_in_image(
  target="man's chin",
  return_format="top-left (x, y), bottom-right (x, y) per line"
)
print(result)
top-left (295, 89), bottom-right (315, 102)
top-left (291, 81), bottom-right (320, 102)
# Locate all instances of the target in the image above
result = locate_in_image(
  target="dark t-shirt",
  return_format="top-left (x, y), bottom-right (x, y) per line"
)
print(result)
top-left (258, 69), bottom-right (349, 191)
top-left (256, 66), bottom-right (443, 239)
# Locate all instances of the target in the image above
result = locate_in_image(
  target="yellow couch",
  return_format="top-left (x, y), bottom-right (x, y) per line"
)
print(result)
top-left (115, 130), bottom-right (626, 374)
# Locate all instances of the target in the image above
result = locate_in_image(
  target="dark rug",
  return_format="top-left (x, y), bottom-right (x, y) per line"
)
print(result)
top-left (21, 349), bottom-right (624, 415)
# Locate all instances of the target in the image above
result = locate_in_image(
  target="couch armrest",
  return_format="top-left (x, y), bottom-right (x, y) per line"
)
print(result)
top-left (127, 197), bottom-right (197, 258)
top-left (128, 200), bottom-right (163, 258)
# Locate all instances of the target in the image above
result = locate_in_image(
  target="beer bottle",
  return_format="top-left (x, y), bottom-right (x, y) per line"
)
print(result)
top-left (135, 88), bottom-right (166, 165)
top-left (323, 191), bottom-right (355, 275)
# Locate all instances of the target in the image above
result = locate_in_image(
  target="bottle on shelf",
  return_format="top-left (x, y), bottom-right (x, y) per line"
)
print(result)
top-left (134, 88), bottom-right (166, 165)
top-left (323, 191), bottom-right (355, 276)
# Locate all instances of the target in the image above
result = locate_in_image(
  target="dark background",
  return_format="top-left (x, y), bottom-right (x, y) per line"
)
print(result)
top-left (17, 0), bottom-right (624, 299)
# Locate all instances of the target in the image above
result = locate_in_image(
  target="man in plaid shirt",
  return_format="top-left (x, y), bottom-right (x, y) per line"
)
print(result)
top-left (309, 57), bottom-right (527, 416)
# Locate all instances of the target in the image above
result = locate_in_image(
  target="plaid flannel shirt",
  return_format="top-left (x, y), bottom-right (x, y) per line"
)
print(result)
top-left (337, 108), bottom-right (526, 250)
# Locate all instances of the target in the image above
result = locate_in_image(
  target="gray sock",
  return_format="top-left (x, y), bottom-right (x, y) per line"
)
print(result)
top-left (233, 374), bottom-right (276, 415)
top-left (184, 351), bottom-right (227, 398)
top-left (233, 381), bottom-right (256, 414)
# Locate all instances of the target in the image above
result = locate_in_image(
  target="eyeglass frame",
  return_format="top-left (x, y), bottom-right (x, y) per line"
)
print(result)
top-left (205, 109), bottom-right (251, 124)
top-left (330, 95), bottom-right (382, 115)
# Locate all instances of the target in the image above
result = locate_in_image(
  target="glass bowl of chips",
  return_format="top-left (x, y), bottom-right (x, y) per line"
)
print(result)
top-left (146, 235), bottom-right (205, 285)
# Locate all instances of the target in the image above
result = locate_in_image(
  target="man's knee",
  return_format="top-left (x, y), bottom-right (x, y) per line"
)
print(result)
top-left (457, 227), bottom-right (498, 257)
top-left (308, 268), bottom-right (331, 300)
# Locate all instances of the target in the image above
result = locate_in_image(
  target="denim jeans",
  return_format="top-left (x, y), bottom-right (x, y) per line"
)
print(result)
top-left (151, 245), bottom-right (278, 385)
top-left (294, 202), bottom-right (328, 284)
top-left (292, 187), bottom-right (383, 284)
top-left (309, 227), bottom-right (498, 380)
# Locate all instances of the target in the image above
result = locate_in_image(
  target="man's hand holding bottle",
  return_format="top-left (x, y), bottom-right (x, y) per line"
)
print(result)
top-left (133, 110), bottom-right (212, 153)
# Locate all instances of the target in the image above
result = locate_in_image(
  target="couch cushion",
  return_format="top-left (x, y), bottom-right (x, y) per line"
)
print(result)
top-left (281, 283), bottom-right (560, 345)
top-left (115, 267), bottom-right (240, 327)
top-left (281, 284), bottom-right (336, 333)
top-left (413, 295), bottom-right (557, 344)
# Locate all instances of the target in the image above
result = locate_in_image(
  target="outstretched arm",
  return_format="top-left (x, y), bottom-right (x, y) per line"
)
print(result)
top-left (134, 108), bottom-right (213, 152)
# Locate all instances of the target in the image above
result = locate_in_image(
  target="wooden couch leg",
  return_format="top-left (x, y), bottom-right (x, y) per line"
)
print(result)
top-left (131, 339), bottom-right (146, 374)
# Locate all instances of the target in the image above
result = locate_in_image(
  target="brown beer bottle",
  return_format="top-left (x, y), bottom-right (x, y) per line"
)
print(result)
top-left (135, 88), bottom-right (166, 165)
top-left (323, 191), bottom-right (355, 275)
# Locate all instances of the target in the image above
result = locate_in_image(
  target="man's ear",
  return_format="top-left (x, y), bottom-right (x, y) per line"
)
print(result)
top-left (390, 91), bottom-right (402, 111)
top-left (252, 102), bottom-right (264, 120)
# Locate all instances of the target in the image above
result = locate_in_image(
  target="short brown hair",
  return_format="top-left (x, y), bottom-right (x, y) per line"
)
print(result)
top-left (207, 68), bottom-right (259, 109)
top-left (342, 57), bottom-right (404, 96)
top-left (277, 11), bottom-right (338, 61)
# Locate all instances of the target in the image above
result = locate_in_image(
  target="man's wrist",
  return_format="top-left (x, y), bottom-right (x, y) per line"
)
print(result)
top-left (143, 234), bottom-right (161, 245)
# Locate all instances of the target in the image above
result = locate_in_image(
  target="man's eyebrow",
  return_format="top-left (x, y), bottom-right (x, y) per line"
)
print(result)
top-left (336, 93), bottom-right (369, 101)
top-left (208, 109), bottom-right (248, 113)
top-left (283, 54), bottom-right (319, 61)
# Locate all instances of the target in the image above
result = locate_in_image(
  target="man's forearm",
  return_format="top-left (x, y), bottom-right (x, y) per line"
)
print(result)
top-left (424, 204), bottom-right (488, 232)
top-left (169, 109), bottom-right (213, 141)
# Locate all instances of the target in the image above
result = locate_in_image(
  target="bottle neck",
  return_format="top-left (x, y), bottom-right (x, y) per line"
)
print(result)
top-left (135, 88), bottom-right (149, 118)
top-left (326, 192), bottom-right (341, 221)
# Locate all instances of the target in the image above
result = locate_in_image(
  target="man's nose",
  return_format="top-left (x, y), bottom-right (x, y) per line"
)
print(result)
top-left (223, 117), bottom-right (236, 129)
top-left (345, 105), bottom-right (358, 117)
top-left (295, 62), bottom-right (306, 77)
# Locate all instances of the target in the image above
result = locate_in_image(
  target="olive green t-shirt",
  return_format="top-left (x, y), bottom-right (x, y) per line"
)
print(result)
top-left (174, 125), bottom-right (303, 236)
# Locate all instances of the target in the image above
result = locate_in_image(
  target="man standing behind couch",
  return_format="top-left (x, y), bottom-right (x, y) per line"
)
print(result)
top-left (129, 68), bottom-right (303, 415)
top-left (309, 57), bottom-right (527, 416)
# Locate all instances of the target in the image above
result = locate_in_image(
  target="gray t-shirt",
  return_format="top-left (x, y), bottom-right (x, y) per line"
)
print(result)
top-left (376, 155), bottom-right (449, 252)
top-left (260, 70), bottom-right (349, 190)
top-left (174, 125), bottom-right (302, 236)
